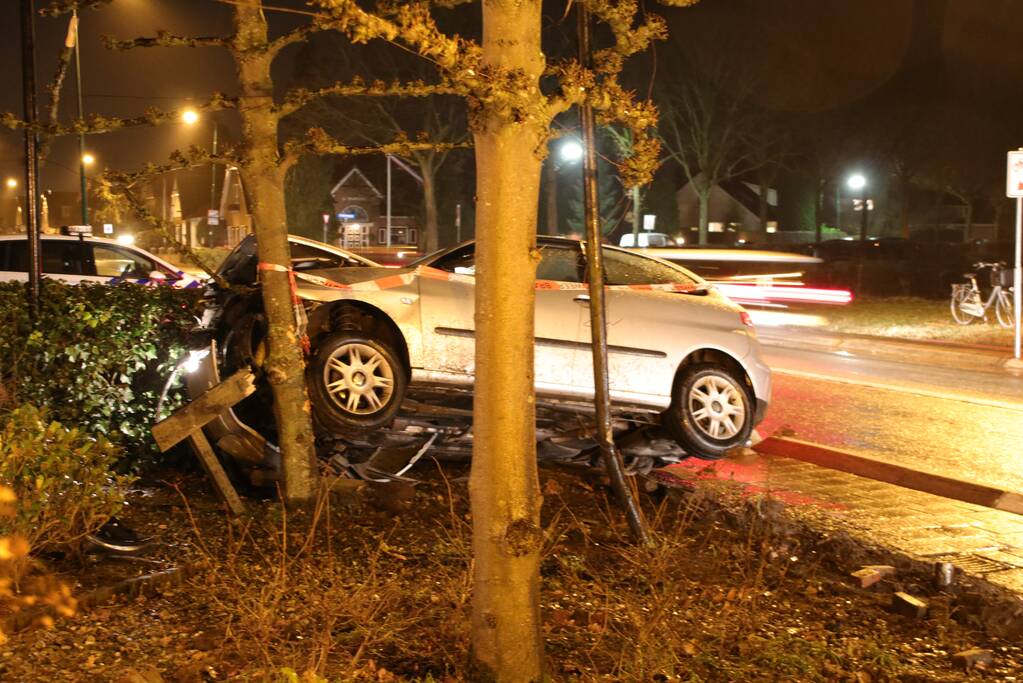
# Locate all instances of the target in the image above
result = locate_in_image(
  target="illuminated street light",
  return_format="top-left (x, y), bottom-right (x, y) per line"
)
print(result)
top-left (4, 178), bottom-right (16, 189)
top-left (81, 152), bottom-right (96, 166)
top-left (182, 108), bottom-right (199, 126)
top-left (560, 139), bottom-right (584, 163)
top-left (847, 173), bottom-right (867, 191)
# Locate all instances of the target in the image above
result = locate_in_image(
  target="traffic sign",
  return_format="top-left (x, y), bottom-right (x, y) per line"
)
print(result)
top-left (1007, 150), bottom-right (1023, 197)
top-left (207, 209), bottom-right (220, 226)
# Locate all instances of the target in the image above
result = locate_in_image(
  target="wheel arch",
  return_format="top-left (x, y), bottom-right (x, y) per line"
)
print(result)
top-left (308, 300), bottom-right (412, 379)
top-left (672, 347), bottom-right (753, 396)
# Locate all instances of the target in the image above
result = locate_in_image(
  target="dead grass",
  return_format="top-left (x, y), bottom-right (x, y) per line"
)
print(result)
top-left (2, 464), bottom-right (1020, 681)
top-left (808, 297), bottom-right (1015, 346)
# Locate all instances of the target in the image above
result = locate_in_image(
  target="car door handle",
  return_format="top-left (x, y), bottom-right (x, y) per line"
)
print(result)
top-left (573, 294), bottom-right (590, 304)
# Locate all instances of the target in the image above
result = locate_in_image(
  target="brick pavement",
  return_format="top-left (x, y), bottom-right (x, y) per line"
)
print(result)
top-left (664, 452), bottom-right (1023, 594)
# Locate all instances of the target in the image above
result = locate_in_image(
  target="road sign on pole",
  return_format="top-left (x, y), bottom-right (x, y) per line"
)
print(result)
top-left (1006, 151), bottom-right (1023, 364)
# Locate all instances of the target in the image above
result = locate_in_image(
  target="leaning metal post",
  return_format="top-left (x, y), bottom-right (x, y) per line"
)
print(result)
top-left (20, 0), bottom-right (41, 316)
top-left (577, 2), bottom-right (653, 547)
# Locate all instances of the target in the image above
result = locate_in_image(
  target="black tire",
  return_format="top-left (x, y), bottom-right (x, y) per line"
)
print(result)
top-left (663, 363), bottom-right (754, 460)
top-left (307, 331), bottom-right (407, 436)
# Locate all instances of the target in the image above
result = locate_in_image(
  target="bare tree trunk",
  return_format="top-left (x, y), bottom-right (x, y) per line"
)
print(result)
top-left (697, 189), bottom-right (710, 245)
top-left (421, 158), bottom-right (440, 253)
top-left (815, 176), bottom-right (824, 243)
top-left (469, 2), bottom-right (545, 680)
top-left (758, 183), bottom-right (769, 236)
top-left (545, 163), bottom-right (558, 235)
top-left (233, 0), bottom-right (317, 506)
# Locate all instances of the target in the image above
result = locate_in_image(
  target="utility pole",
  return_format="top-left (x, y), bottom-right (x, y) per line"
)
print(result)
top-left (577, 2), bottom-right (651, 547)
top-left (72, 10), bottom-right (88, 226)
top-left (209, 121), bottom-right (218, 245)
top-left (20, 0), bottom-right (41, 314)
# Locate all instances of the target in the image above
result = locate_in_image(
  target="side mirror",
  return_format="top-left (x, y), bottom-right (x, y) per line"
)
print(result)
top-left (148, 270), bottom-right (168, 281)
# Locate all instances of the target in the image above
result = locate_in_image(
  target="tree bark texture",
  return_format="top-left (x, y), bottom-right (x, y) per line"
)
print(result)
top-left (469, 2), bottom-right (545, 680)
top-left (232, 0), bottom-right (318, 505)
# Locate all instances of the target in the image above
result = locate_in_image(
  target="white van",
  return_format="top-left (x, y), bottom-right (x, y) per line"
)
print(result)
top-left (619, 232), bottom-right (669, 248)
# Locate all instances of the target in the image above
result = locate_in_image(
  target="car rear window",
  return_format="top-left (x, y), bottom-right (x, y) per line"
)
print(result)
top-left (599, 247), bottom-right (699, 287)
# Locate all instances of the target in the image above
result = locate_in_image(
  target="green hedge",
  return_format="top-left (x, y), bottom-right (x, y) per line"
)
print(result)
top-left (0, 281), bottom-right (201, 465)
top-left (0, 405), bottom-right (133, 553)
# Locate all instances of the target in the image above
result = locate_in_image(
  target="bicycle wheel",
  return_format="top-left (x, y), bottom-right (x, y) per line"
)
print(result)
top-left (950, 286), bottom-right (981, 325)
top-left (995, 290), bottom-right (1015, 328)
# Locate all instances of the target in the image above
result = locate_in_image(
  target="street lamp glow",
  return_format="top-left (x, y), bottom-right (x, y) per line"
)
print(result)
top-left (847, 173), bottom-right (867, 191)
top-left (4, 178), bottom-right (16, 189)
top-left (182, 108), bottom-right (200, 126)
top-left (81, 152), bottom-right (96, 166)
top-left (559, 139), bottom-right (584, 163)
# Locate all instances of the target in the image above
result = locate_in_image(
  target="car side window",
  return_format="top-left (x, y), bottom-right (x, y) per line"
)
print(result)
top-left (43, 241), bottom-right (85, 275)
top-left (290, 242), bottom-right (366, 270)
top-left (90, 245), bottom-right (157, 278)
top-left (430, 245), bottom-right (475, 275)
top-left (600, 246), bottom-right (699, 286)
top-left (536, 244), bottom-right (583, 283)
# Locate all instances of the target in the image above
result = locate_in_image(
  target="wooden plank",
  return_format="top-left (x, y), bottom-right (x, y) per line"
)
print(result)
top-left (188, 431), bottom-right (246, 517)
top-left (754, 436), bottom-right (1023, 516)
top-left (152, 369), bottom-right (256, 452)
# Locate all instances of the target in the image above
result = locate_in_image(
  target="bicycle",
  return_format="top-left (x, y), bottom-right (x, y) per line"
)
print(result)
top-left (950, 261), bottom-right (1015, 328)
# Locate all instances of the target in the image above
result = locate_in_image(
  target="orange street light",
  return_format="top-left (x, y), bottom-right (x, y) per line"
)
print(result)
top-left (81, 152), bottom-right (96, 166)
top-left (4, 178), bottom-right (16, 189)
top-left (182, 108), bottom-right (199, 126)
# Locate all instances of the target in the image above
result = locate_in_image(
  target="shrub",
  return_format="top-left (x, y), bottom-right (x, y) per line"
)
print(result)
top-left (0, 281), bottom-right (201, 463)
top-left (0, 405), bottom-right (134, 554)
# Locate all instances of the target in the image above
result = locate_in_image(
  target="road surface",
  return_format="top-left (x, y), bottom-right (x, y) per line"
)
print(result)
top-left (757, 328), bottom-right (1023, 493)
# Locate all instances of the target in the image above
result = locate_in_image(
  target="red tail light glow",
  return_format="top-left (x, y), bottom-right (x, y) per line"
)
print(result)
top-left (714, 282), bottom-right (853, 306)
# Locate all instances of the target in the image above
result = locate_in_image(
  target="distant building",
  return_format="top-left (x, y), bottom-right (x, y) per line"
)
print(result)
top-left (329, 165), bottom-right (418, 248)
top-left (675, 173), bottom-right (778, 244)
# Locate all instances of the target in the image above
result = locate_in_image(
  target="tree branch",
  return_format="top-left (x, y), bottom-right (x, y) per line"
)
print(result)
top-left (1, 93), bottom-right (237, 137)
top-left (278, 77), bottom-right (464, 117)
top-left (103, 31), bottom-right (229, 51)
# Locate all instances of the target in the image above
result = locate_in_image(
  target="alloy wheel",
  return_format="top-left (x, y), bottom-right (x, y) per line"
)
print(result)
top-left (687, 374), bottom-right (746, 440)
top-left (322, 342), bottom-right (395, 415)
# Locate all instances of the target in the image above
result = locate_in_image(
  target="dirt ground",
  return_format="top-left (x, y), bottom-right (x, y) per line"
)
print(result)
top-left (3, 461), bottom-right (1021, 682)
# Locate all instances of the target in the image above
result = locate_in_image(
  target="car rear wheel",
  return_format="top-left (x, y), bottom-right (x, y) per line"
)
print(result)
top-left (664, 363), bottom-right (753, 460)
top-left (307, 331), bottom-right (407, 435)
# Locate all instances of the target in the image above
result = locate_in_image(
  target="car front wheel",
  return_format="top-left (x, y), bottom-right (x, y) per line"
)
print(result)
top-left (664, 363), bottom-right (753, 460)
top-left (307, 331), bottom-right (407, 435)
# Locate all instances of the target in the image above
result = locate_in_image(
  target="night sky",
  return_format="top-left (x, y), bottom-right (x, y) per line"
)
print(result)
top-left (2, 0), bottom-right (1023, 196)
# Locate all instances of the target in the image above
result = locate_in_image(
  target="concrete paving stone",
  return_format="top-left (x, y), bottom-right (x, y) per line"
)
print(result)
top-left (968, 516), bottom-right (1023, 536)
top-left (973, 549), bottom-right (1023, 569)
top-left (899, 536), bottom-right (1002, 558)
top-left (985, 568), bottom-right (1023, 592)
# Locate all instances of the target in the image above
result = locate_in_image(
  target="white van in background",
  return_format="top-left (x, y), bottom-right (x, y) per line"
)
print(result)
top-left (618, 232), bottom-right (669, 248)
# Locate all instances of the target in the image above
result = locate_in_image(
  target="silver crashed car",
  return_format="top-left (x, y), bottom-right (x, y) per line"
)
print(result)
top-left (196, 235), bottom-right (770, 464)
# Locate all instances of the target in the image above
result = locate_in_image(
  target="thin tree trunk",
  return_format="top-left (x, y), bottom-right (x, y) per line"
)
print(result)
top-left (470, 2), bottom-right (545, 680)
top-left (233, 0), bottom-right (317, 506)
top-left (545, 163), bottom-right (558, 235)
top-left (758, 184), bottom-right (768, 235)
top-left (815, 176), bottom-right (824, 243)
top-left (422, 159), bottom-right (439, 253)
top-left (698, 190), bottom-right (710, 245)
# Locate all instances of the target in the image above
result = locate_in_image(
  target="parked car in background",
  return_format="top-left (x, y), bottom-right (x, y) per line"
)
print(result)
top-left (0, 234), bottom-right (203, 288)
top-left (195, 236), bottom-right (771, 462)
top-left (619, 232), bottom-right (670, 248)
